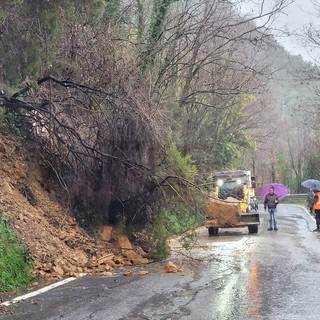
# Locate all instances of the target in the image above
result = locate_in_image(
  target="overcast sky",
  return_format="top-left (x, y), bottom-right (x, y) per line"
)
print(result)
top-left (236, 0), bottom-right (319, 62)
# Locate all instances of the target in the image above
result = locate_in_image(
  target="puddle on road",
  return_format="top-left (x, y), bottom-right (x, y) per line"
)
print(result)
top-left (170, 234), bottom-right (255, 266)
top-left (174, 289), bottom-right (198, 297)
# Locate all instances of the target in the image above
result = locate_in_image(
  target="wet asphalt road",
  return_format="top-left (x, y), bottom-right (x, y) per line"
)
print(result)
top-left (2, 204), bottom-right (320, 320)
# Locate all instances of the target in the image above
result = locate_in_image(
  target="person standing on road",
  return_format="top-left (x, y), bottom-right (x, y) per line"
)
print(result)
top-left (312, 190), bottom-right (320, 231)
top-left (264, 187), bottom-right (279, 231)
top-left (307, 189), bottom-right (315, 213)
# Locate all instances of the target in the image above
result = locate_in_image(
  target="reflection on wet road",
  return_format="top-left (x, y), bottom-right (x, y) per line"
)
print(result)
top-left (3, 204), bottom-right (320, 320)
top-left (248, 260), bottom-right (262, 319)
top-left (170, 204), bottom-right (320, 320)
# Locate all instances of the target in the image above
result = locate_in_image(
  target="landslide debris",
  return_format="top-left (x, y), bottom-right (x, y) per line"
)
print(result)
top-left (0, 133), bottom-right (149, 282)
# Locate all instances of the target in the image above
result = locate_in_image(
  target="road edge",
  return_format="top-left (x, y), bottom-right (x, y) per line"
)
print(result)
top-left (1, 276), bottom-right (79, 307)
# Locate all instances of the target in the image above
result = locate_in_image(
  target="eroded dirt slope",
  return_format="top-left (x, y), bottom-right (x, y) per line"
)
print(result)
top-left (0, 133), bottom-right (148, 281)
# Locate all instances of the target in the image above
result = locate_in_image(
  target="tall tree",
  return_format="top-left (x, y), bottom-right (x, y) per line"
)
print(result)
top-left (0, 0), bottom-right (297, 225)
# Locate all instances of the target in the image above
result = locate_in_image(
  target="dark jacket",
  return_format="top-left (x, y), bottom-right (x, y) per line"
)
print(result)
top-left (307, 191), bottom-right (315, 208)
top-left (264, 193), bottom-right (279, 209)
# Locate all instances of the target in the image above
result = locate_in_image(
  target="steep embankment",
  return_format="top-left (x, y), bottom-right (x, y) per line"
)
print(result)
top-left (0, 132), bottom-right (149, 281)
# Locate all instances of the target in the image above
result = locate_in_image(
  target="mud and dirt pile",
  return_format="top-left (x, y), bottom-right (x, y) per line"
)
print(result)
top-left (206, 197), bottom-right (241, 226)
top-left (0, 133), bottom-right (149, 281)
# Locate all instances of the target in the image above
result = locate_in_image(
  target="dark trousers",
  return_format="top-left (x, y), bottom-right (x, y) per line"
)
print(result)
top-left (315, 209), bottom-right (320, 228)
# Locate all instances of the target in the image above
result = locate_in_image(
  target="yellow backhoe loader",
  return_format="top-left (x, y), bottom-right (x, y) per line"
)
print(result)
top-left (205, 170), bottom-right (260, 236)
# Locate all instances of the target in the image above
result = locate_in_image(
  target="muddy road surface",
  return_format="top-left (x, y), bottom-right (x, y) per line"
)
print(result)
top-left (2, 204), bottom-right (320, 320)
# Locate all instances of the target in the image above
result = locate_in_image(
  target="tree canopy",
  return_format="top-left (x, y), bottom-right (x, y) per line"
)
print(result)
top-left (0, 0), bottom-right (318, 229)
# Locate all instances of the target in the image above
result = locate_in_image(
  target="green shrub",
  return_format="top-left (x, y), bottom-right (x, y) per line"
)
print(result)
top-left (168, 142), bottom-right (197, 179)
top-left (159, 204), bottom-right (204, 234)
top-left (0, 215), bottom-right (32, 292)
top-left (150, 214), bottom-right (170, 261)
top-left (150, 201), bottom-right (205, 260)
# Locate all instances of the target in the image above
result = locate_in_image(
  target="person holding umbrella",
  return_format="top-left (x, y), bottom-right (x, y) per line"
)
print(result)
top-left (264, 187), bottom-right (279, 231)
top-left (312, 190), bottom-right (320, 231)
top-left (307, 189), bottom-right (315, 213)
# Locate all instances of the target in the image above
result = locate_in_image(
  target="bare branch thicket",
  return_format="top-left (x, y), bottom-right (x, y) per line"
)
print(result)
top-left (286, 0), bottom-right (320, 176)
top-left (153, 0), bottom-right (292, 93)
top-left (140, 0), bottom-right (291, 169)
top-left (1, 74), bottom-right (167, 222)
top-left (0, 0), bottom-right (295, 223)
top-left (0, 2), bottom-right (174, 227)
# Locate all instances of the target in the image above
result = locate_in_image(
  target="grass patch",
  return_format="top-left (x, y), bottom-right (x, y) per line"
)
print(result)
top-left (280, 198), bottom-right (308, 206)
top-left (0, 214), bottom-right (32, 292)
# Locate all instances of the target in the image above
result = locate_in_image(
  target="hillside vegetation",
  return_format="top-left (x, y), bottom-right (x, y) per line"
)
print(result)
top-left (1, 0), bottom-right (320, 293)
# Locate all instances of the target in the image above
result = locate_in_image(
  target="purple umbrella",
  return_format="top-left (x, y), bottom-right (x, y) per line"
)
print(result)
top-left (259, 183), bottom-right (289, 200)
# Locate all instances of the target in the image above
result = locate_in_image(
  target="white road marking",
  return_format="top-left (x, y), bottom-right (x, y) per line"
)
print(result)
top-left (1, 276), bottom-right (81, 306)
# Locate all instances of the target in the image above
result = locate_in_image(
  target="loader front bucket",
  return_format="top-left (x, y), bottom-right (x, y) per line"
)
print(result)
top-left (239, 213), bottom-right (260, 224)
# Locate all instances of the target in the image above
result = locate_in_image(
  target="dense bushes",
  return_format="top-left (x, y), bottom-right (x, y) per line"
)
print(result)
top-left (149, 199), bottom-right (205, 260)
